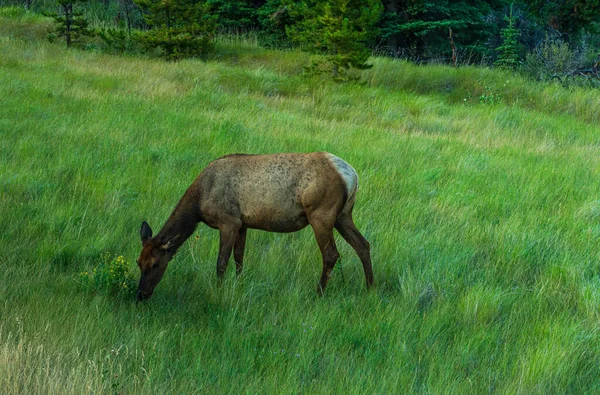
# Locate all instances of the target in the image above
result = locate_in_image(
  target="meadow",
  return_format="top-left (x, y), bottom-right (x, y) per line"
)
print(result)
top-left (2, 9), bottom-right (600, 393)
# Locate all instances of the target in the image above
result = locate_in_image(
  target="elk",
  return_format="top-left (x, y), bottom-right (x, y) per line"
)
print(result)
top-left (136, 152), bottom-right (373, 300)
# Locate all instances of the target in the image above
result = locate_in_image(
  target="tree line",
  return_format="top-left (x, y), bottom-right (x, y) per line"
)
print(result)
top-left (14, 0), bottom-right (600, 80)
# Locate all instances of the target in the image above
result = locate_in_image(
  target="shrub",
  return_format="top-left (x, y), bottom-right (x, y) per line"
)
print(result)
top-left (134, 0), bottom-right (217, 60)
top-left (524, 33), bottom-right (599, 84)
top-left (79, 253), bottom-right (137, 297)
top-left (135, 26), bottom-right (214, 60)
top-left (0, 6), bottom-right (28, 18)
top-left (99, 27), bottom-right (141, 54)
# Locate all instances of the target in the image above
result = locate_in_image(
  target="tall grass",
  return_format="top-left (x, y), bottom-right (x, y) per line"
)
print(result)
top-left (2, 11), bottom-right (600, 393)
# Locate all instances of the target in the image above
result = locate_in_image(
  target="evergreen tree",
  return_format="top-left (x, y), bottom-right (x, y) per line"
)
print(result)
top-left (206, 0), bottom-right (295, 48)
top-left (286, 0), bottom-right (383, 80)
top-left (525, 0), bottom-right (600, 35)
top-left (135, 0), bottom-right (217, 60)
top-left (256, 0), bottom-right (296, 48)
top-left (116, 0), bottom-right (140, 36)
top-left (207, 0), bottom-right (264, 32)
top-left (377, 0), bottom-right (504, 61)
top-left (495, 4), bottom-right (521, 69)
top-left (45, 0), bottom-right (95, 48)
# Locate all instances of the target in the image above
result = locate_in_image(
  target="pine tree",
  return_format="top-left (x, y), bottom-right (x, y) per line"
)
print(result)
top-left (286, 0), bottom-right (383, 80)
top-left (256, 0), bottom-right (295, 48)
top-left (135, 0), bottom-right (217, 60)
top-left (207, 0), bottom-right (264, 32)
top-left (525, 0), bottom-right (600, 35)
top-left (45, 0), bottom-right (95, 48)
top-left (377, 0), bottom-right (500, 61)
top-left (495, 4), bottom-right (521, 69)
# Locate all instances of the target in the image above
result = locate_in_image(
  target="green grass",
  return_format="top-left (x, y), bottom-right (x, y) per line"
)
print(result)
top-left (2, 10), bottom-right (600, 393)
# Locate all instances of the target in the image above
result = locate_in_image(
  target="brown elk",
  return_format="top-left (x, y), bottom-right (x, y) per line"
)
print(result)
top-left (136, 152), bottom-right (373, 300)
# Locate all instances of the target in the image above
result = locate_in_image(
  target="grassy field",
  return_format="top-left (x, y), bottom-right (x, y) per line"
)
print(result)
top-left (2, 9), bottom-right (600, 394)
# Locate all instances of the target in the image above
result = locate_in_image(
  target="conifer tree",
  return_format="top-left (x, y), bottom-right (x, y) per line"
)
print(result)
top-left (286, 0), bottom-right (383, 80)
top-left (45, 0), bottom-right (95, 48)
top-left (207, 0), bottom-right (262, 32)
top-left (135, 0), bottom-right (217, 60)
top-left (526, 0), bottom-right (600, 35)
top-left (377, 0), bottom-right (499, 61)
top-left (495, 4), bottom-right (521, 69)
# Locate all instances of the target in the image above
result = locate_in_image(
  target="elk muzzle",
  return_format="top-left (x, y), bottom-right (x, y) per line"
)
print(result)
top-left (137, 288), bottom-right (152, 301)
top-left (137, 274), bottom-right (155, 301)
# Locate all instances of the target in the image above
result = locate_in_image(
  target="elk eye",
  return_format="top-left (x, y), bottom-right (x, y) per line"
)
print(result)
top-left (152, 261), bottom-right (160, 269)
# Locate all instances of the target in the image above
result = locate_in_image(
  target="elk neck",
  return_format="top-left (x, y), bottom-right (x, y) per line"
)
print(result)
top-left (154, 189), bottom-right (202, 252)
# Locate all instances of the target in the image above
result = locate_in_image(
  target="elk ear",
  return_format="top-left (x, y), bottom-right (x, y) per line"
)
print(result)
top-left (141, 221), bottom-right (153, 244)
top-left (160, 234), bottom-right (180, 251)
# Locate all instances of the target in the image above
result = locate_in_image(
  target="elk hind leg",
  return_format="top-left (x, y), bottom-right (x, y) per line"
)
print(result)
top-left (335, 213), bottom-right (373, 288)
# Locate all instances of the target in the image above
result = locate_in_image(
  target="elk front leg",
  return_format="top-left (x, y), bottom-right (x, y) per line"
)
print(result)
top-left (234, 228), bottom-right (247, 276)
top-left (216, 224), bottom-right (239, 281)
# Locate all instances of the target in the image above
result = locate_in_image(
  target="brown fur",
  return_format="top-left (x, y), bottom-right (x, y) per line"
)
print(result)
top-left (136, 152), bottom-right (373, 300)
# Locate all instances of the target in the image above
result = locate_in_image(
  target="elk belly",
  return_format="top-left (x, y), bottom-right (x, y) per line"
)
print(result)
top-left (240, 204), bottom-right (309, 232)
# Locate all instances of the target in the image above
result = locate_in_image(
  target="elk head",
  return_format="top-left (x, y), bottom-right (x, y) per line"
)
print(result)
top-left (136, 221), bottom-right (179, 301)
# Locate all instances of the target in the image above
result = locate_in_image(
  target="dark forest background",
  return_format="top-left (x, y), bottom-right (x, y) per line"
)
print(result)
top-left (4, 0), bottom-right (600, 77)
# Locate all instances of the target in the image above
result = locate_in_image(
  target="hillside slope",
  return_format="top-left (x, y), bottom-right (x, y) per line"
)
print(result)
top-left (2, 11), bottom-right (600, 394)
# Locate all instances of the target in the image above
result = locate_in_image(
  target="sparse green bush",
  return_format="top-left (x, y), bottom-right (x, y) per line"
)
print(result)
top-left (524, 33), bottom-right (599, 85)
top-left (525, 36), bottom-right (575, 79)
top-left (0, 6), bottom-right (27, 17)
top-left (461, 85), bottom-right (503, 105)
top-left (478, 85), bottom-right (502, 104)
top-left (79, 253), bottom-right (137, 297)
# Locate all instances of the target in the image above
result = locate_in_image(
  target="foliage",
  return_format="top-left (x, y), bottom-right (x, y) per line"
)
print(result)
top-left (525, 36), bottom-right (576, 78)
top-left (524, 33), bottom-right (600, 85)
top-left (79, 253), bottom-right (137, 297)
top-left (495, 4), bottom-right (521, 69)
top-left (478, 85), bottom-right (503, 103)
top-left (207, 0), bottom-right (263, 32)
top-left (114, 0), bottom-right (141, 35)
top-left (201, 1), bottom-right (296, 49)
top-left (255, 0), bottom-right (295, 48)
top-left (462, 85), bottom-right (503, 105)
top-left (98, 27), bottom-right (140, 53)
top-left (525, 0), bottom-right (600, 36)
top-left (0, 5), bottom-right (28, 17)
top-left (134, 0), bottom-right (217, 60)
top-left (3, 0), bottom-right (600, 66)
top-left (44, 0), bottom-right (95, 48)
top-left (376, 0), bottom-right (502, 62)
top-left (286, 0), bottom-right (382, 80)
